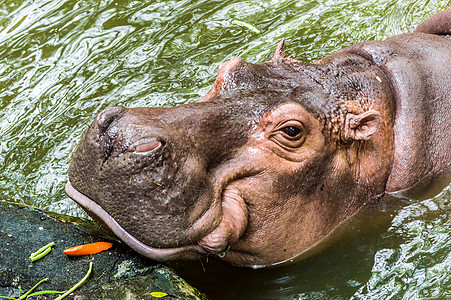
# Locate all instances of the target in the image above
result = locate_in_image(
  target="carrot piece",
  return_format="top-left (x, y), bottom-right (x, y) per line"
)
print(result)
top-left (63, 242), bottom-right (113, 256)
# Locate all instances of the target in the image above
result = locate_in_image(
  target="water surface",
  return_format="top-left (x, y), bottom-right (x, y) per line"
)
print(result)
top-left (0, 0), bottom-right (449, 298)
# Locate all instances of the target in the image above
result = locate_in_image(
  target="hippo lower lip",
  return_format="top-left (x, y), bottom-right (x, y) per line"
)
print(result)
top-left (65, 181), bottom-right (204, 260)
top-left (65, 181), bottom-right (248, 260)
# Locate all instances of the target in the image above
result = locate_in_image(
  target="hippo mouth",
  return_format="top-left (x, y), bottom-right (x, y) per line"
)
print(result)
top-left (65, 181), bottom-right (248, 261)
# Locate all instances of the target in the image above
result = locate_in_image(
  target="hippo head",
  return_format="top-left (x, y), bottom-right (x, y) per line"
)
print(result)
top-left (67, 41), bottom-right (395, 267)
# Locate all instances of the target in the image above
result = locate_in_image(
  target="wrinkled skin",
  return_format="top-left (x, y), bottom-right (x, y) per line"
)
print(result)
top-left (67, 11), bottom-right (451, 267)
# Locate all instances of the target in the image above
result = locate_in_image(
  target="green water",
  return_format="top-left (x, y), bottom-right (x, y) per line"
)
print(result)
top-left (0, 0), bottom-right (449, 298)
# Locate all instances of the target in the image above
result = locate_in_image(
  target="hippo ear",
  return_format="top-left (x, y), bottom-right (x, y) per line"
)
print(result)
top-left (271, 39), bottom-right (287, 60)
top-left (344, 110), bottom-right (381, 141)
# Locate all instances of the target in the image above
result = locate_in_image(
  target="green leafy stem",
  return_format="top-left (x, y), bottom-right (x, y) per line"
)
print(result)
top-left (0, 262), bottom-right (92, 300)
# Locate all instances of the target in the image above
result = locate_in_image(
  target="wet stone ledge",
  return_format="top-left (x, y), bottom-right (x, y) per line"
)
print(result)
top-left (0, 201), bottom-right (209, 299)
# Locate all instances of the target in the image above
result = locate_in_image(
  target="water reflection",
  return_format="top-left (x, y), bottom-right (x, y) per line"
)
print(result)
top-left (0, 0), bottom-right (449, 298)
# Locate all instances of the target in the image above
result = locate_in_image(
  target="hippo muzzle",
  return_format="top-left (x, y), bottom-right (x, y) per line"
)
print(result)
top-left (67, 95), bottom-right (269, 262)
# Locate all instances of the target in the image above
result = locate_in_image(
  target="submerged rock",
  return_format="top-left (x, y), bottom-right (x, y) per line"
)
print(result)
top-left (0, 201), bottom-right (208, 299)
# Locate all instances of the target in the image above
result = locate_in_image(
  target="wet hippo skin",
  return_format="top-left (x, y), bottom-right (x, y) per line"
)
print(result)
top-left (66, 10), bottom-right (451, 267)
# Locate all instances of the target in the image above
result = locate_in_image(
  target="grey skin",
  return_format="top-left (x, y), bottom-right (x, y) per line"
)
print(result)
top-left (66, 11), bottom-right (451, 267)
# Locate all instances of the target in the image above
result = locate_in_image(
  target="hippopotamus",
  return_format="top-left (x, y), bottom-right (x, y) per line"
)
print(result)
top-left (66, 10), bottom-right (451, 267)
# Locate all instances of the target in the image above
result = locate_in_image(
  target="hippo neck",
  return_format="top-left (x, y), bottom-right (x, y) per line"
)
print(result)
top-left (340, 33), bottom-right (451, 198)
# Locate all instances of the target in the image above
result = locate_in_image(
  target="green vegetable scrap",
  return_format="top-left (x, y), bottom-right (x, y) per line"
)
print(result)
top-left (29, 242), bottom-right (55, 262)
top-left (151, 291), bottom-right (168, 298)
top-left (232, 19), bottom-right (260, 33)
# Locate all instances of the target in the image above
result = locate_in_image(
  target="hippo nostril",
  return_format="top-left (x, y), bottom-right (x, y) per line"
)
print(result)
top-left (135, 140), bottom-right (162, 153)
top-left (96, 105), bottom-right (126, 132)
top-left (131, 138), bottom-right (164, 154)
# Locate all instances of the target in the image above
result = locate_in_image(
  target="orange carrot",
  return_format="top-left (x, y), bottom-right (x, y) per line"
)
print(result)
top-left (63, 242), bottom-right (113, 256)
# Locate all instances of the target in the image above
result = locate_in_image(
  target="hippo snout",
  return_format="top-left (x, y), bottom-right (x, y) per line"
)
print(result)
top-left (67, 103), bottom-right (254, 262)
top-left (69, 106), bottom-right (210, 247)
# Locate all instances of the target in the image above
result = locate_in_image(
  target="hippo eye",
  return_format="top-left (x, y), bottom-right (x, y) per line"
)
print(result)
top-left (282, 126), bottom-right (302, 138)
top-left (271, 121), bottom-right (306, 148)
top-left (279, 123), bottom-right (304, 141)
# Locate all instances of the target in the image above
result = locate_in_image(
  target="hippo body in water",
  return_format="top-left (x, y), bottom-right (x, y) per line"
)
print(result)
top-left (66, 11), bottom-right (451, 267)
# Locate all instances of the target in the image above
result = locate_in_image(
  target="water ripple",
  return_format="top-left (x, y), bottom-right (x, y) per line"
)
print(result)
top-left (0, 0), bottom-right (449, 298)
top-left (353, 186), bottom-right (451, 299)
